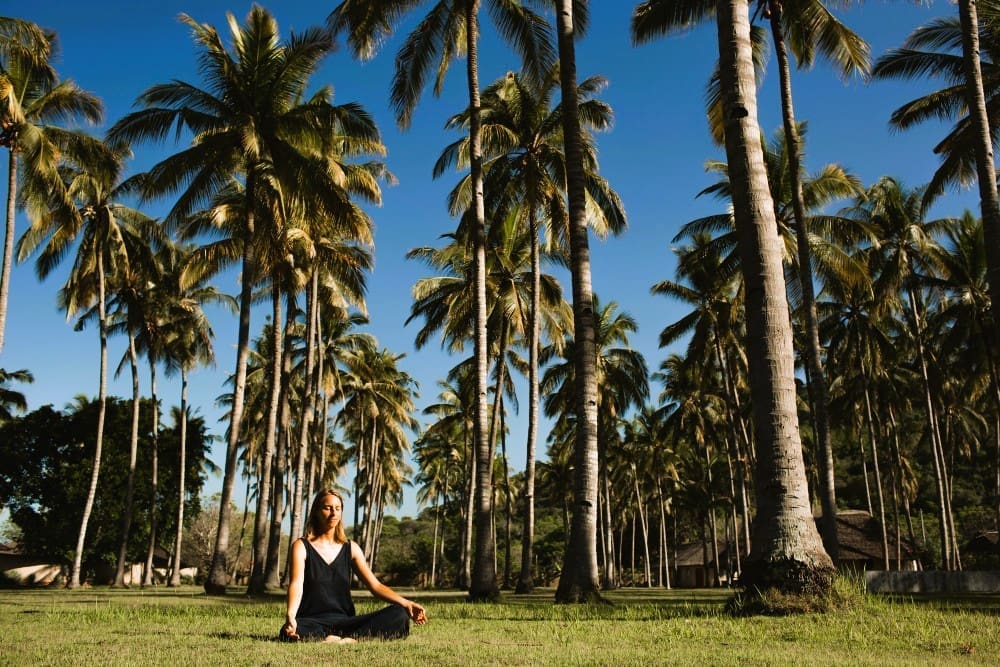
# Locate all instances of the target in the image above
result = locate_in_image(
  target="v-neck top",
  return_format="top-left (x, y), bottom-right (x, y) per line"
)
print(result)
top-left (297, 538), bottom-right (356, 620)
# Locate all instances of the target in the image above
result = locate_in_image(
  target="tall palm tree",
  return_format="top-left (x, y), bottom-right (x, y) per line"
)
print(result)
top-left (636, 0), bottom-right (868, 559)
top-left (541, 294), bottom-right (649, 596)
top-left (329, 0), bottom-right (553, 601)
top-left (843, 176), bottom-right (959, 569)
top-left (551, 0), bottom-right (611, 604)
top-left (435, 64), bottom-right (624, 591)
top-left (18, 140), bottom-right (153, 588)
top-left (633, 0), bottom-right (834, 593)
top-left (873, 4), bottom-right (1000, 335)
top-left (155, 243), bottom-right (232, 586)
top-left (108, 7), bottom-right (354, 593)
top-left (0, 26), bottom-right (102, 355)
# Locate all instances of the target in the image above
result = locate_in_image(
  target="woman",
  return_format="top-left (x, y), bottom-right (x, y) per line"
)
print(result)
top-left (281, 488), bottom-right (427, 642)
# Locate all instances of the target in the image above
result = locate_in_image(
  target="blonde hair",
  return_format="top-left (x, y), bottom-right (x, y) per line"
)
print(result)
top-left (306, 488), bottom-right (348, 543)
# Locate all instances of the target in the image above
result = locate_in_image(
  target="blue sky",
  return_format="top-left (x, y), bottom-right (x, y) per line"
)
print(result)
top-left (2, 1), bottom-right (976, 518)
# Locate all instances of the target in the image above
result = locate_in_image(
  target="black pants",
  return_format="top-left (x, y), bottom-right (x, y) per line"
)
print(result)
top-left (282, 605), bottom-right (410, 641)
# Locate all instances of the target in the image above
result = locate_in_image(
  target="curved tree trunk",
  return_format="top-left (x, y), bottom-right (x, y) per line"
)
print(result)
top-left (205, 219), bottom-right (256, 594)
top-left (69, 258), bottom-right (109, 588)
top-left (265, 296), bottom-right (296, 588)
top-left (247, 282), bottom-right (284, 594)
top-left (716, 0), bottom-right (834, 594)
top-left (288, 270), bottom-right (320, 559)
top-left (0, 150), bottom-right (16, 355)
top-left (555, 0), bottom-right (603, 604)
top-left (113, 332), bottom-right (142, 587)
top-left (768, 6), bottom-right (839, 563)
top-left (169, 367), bottom-right (190, 587)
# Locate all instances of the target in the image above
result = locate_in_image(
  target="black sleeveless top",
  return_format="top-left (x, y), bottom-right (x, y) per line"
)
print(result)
top-left (297, 538), bottom-right (356, 620)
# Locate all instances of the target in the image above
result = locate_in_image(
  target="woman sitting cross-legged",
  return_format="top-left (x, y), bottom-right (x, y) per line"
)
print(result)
top-left (280, 488), bottom-right (427, 643)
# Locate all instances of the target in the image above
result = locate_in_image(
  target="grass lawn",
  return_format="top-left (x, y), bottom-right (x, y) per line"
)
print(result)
top-left (0, 582), bottom-right (996, 665)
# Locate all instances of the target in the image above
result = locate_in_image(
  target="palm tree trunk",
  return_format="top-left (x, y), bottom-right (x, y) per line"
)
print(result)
top-left (70, 260), bottom-right (109, 588)
top-left (113, 332), bottom-right (142, 587)
top-left (267, 298), bottom-right (295, 588)
top-left (633, 472), bottom-right (652, 587)
top-left (460, 428), bottom-right (475, 589)
top-left (142, 362), bottom-right (160, 586)
top-left (248, 282), bottom-right (283, 594)
top-left (464, 0), bottom-right (498, 603)
top-left (958, 0), bottom-right (1000, 344)
top-left (0, 150), bottom-right (16, 355)
top-left (887, 405), bottom-right (918, 548)
top-left (205, 223), bottom-right (257, 594)
top-left (555, 0), bottom-right (603, 604)
top-left (661, 485), bottom-right (672, 588)
top-left (169, 367), bottom-right (189, 587)
top-left (517, 209), bottom-right (541, 594)
top-left (768, 5), bottom-right (839, 563)
top-left (601, 469), bottom-right (616, 589)
top-left (715, 0), bottom-right (834, 593)
top-left (908, 287), bottom-right (953, 569)
top-left (288, 271), bottom-right (320, 566)
top-left (863, 386), bottom-right (890, 570)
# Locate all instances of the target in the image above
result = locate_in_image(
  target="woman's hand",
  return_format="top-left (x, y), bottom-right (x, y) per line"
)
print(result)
top-left (405, 600), bottom-right (427, 624)
top-left (283, 620), bottom-right (300, 640)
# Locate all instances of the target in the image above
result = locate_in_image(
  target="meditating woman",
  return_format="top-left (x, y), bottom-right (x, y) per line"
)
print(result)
top-left (281, 488), bottom-right (427, 642)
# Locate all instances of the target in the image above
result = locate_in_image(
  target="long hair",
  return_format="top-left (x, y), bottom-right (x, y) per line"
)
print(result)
top-left (306, 488), bottom-right (348, 543)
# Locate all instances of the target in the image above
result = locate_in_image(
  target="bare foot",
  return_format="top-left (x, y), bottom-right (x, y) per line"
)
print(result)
top-left (339, 637), bottom-right (357, 645)
top-left (323, 635), bottom-right (343, 643)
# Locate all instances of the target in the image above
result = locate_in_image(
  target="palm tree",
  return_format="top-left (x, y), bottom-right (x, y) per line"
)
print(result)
top-left (843, 176), bottom-right (959, 569)
top-left (541, 295), bottom-right (649, 595)
top-left (873, 5), bottom-right (1000, 333)
top-left (0, 26), bottom-right (102, 355)
top-left (551, 0), bottom-right (611, 603)
top-left (108, 7), bottom-right (355, 593)
top-left (0, 366), bottom-right (31, 422)
top-left (435, 64), bottom-right (624, 591)
top-left (155, 243), bottom-right (232, 586)
top-left (18, 140), bottom-right (153, 588)
top-left (632, 0), bottom-right (834, 593)
top-left (329, 0), bottom-right (553, 602)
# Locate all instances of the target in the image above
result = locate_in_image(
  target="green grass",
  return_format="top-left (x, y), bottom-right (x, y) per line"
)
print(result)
top-left (0, 583), bottom-right (996, 666)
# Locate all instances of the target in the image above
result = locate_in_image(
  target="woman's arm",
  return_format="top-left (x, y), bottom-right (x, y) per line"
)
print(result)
top-left (350, 542), bottom-right (427, 624)
top-left (283, 539), bottom-right (308, 638)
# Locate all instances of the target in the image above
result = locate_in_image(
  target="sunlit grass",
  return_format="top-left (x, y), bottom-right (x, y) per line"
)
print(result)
top-left (0, 583), bottom-right (996, 665)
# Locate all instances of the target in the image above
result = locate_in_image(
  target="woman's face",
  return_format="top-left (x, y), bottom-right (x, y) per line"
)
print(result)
top-left (317, 494), bottom-right (342, 530)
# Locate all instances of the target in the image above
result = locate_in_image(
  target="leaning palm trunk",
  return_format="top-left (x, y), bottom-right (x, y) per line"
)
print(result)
top-left (958, 0), bottom-right (1000, 344)
top-left (205, 228), bottom-right (257, 594)
top-left (555, 0), bottom-right (603, 604)
top-left (113, 333), bottom-right (143, 587)
top-left (768, 6), bottom-right (839, 562)
top-left (517, 211), bottom-right (541, 593)
top-left (909, 287), bottom-right (953, 569)
top-left (247, 283), bottom-right (284, 595)
top-left (0, 151), bottom-right (16, 355)
top-left (715, 0), bottom-right (833, 594)
top-left (169, 367), bottom-right (190, 587)
top-left (70, 259), bottom-right (110, 588)
top-left (265, 302), bottom-right (295, 588)
top-left (464, 0), bottom-right (499, 603)
top-left (863, 386), bottom-right (890, 570)
top-left (142, 363), bottom-right (160, 586)
top-left (288, 275), bottom-right (320, 573)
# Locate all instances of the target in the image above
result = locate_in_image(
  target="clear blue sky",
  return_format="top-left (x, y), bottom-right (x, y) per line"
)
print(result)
top-left (2, 1), bottom-right (976, 518)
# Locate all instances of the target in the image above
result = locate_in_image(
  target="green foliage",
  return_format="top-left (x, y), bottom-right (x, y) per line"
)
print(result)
top-left (0, 398), bottom-right (212, 578)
